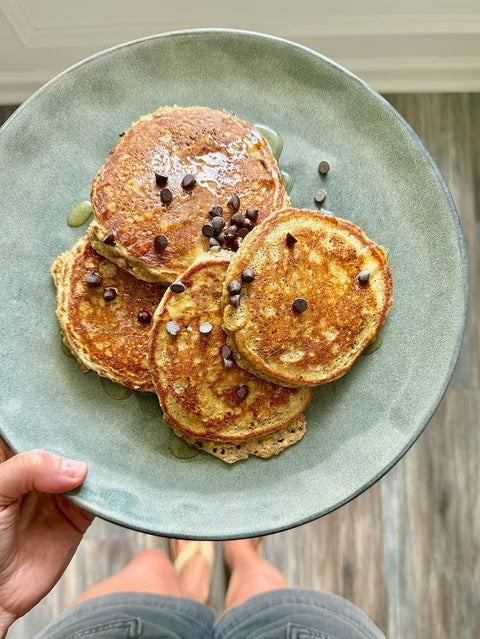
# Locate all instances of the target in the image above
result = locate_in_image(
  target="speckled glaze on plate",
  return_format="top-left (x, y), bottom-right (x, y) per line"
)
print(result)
top-left (0, 29), bottom-right (467, 539)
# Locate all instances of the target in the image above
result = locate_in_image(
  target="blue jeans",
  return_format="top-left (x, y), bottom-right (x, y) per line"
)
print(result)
top-left (35, 589), bottom-right (386, 638)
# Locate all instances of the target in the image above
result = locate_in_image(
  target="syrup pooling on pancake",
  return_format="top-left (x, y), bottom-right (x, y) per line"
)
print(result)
top-left (51, 236), bottom-right (167, 391)
top-left (147, 252), bottom-right (313, 444)
top-left (89, 106), bottom-right (290, 283)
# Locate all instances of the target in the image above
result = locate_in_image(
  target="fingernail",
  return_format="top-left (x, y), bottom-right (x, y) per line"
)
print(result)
top-left (61, 459), bottom-right (88, 478)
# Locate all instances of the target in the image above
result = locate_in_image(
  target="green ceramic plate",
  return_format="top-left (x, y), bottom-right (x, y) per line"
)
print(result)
top-left (0, 29), bottom-right (467, 539)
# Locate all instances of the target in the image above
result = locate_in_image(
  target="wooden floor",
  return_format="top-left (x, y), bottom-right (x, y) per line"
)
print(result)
top-left (3, 94), bottom-right (479, 639)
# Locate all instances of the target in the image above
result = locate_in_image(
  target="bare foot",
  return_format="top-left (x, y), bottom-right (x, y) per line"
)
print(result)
top-left (171, 540), bottom-right (216, 604)
top-left (223, 538), bottom-right (287, 610)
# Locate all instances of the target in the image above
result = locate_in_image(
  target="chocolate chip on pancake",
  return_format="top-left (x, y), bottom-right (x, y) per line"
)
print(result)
top-left (160, 188), bottom-right (173, 204)
top-left (85, 271), bottom-right (102, 287)
top-left (165, 320), bottom-right (181, 336)
top-left (103, 286), bottom-right (118, 301)
top-left (137, 310), bottom-right (152, 324)
top-left (154, 234), bottom-right (169, 252)
top-left (102, 232), bottom-right (116, 246)
top-left (155, 172), bottom-right (168, 186)
top-left (170, 281), bottom-right (186, 293)
top-left (181, 174), bottom-right (196, 189)
top-left (228, 194), bottom-right (241, 211)
top-left (286, 232), bottom-right (297, 246)
top-left (292, 297), bottom-right (308, 313)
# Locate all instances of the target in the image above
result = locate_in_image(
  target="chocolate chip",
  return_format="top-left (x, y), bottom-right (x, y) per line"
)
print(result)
top-left (227, 280), bottom-right (242, 295)
top-left (230, 294), bottom-right (240, 308)
top-left (241, 268), bottom-right (255, 283)
top-left (155, 172), bottom-right (168, 186)
top-left (228, 195), bottom-right (240, 211)
top-left (102, 232), bottom-right (116, 246)
top-left (103, 286), bottom-right (117, 301)
top-left (233, 237), bottom-right (243, 250)
top-left (199, 322), bottom-right (213, 335)
top-left (165, 320), bottom-right (180, 336)
top-left (223, 358), bottom-right (234, 370)
top-left (230, 211), bottom-right (243, 226)
top-left (245, 207), bottom-right (259, 221)
top-left (212, 216), bottom-right (226, 234)
top-left (202, 223), bottom-right (214, 238)
top-left (181, 174), bottom-right (196, 189)
top-left (237, 228), bottom-right (249, 238)
top-left (170, 281), bottom-right (186, 293)
top-left (220, 345), bottom-right (233, 359)
top-left (357, 270), bottom-right (371, 285)
top-left (286, 232), bottom-right (297, 247)
top-left (209, 237), bottom-right (220, 248)
top-left (236, 384), bottom-right (249, 399)
top-left (314, 189), bottom-right (327, 204)
top-left (226, 225), bottom-right (238, 239)
top-left (137, 310), bottom-right (152, 324)
top-left (292, 298), bottom-right (308, 313)
top-left (154, 234), bottom-right (168, 252)
top-left (318, 160), bottom-right (331, 175)
top-left (160, 188), bottom-right (173, 203)
top-left (243, 218), bottom-right (256, 231)
top-left (85, 271), bottom-right (102, 287)
top-left (216, 231), bottom-right (226, 244)
top-left (209, 205), bottom-right (223, 217)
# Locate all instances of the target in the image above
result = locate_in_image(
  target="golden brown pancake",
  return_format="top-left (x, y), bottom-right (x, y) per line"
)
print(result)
top-left (51, 236), bottom-right (167, 391)
top-left (88, 106), bottom-right (290, 284)
top-left (147, 251), bottom-right (313, 459)
top-left (168, 415), bottom-right (307, 464)
top-left (222, 208), bottom-right (393, 387)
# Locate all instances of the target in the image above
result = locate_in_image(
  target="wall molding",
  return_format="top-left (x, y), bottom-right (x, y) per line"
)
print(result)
top-left (2, 0), bottom-right (479, 48)
top-left (1, 1), bottom-right (479, 101)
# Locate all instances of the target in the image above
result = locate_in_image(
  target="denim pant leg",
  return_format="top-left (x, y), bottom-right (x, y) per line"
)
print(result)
top-left (213, 589), bottom-right (386, 639)
top-left (34, 592), bottom-right (215, 639)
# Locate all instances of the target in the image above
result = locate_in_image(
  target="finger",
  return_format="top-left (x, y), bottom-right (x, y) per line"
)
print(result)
top-left (0, 449), bottom-right (88, 508)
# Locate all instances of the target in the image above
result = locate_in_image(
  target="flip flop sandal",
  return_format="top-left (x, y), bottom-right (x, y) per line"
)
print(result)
top-left (252, 537), bottom-right (264, 556)
top-left (170, 539), bottom-right (216, 576)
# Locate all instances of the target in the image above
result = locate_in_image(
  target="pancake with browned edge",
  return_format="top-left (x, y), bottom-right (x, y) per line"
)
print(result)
top-left (51, 236), bottom-right (167, 391)
top-left (222, 208), bottom-right (393, 387)
top-left (148, 251), bottom-right (313, 462)
top-left (88, 106), bottom-right (290, 283)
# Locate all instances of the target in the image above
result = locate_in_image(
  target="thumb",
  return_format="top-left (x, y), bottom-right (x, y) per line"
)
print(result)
top-left (0, 449), bottom-right (88, 509)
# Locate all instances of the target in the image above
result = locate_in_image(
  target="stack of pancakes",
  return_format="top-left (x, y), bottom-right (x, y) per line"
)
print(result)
top-left (52, 106), bottom-right (392, 463)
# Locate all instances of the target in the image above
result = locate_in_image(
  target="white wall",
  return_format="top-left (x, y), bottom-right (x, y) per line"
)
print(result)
top-left (0, 0), bottom-right (479, 102)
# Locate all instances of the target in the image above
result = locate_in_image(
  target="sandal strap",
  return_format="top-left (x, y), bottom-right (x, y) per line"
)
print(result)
top-left (173, 541), bottom-right (215, 575)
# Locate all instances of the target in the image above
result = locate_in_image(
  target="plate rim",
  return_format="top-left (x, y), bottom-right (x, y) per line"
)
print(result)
top-left (0, 27), bottom-right (469, 539)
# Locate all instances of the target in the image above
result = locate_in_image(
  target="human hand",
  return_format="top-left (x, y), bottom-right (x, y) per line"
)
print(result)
top-left (0, 440), bottom-right (94, 636)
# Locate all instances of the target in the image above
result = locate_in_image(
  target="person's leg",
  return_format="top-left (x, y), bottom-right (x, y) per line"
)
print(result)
top-left (171, 539), bottom-right (216, 604)
top-left (216, 539), bottom-right (386, 639)
top-left (68, 548), bottom-right (184, 608)
top-left (69, 540), bottom-right (215, 608)
top-left (34, 541), bottom-right (216, 639)
top-left (223, 538), bottom-right (287, 610)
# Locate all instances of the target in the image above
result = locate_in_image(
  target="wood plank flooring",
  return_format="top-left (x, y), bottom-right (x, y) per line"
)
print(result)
top-left (2, 94), bottom-right (479, 639)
